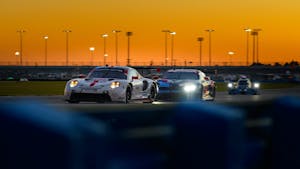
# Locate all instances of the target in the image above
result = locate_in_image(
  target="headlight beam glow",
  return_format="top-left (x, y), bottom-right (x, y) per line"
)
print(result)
top-left (70, 80), bottom-right (79, 88)
top-left (110, 81), bottom-right (120, 89)
top-left (227, 83), bottom-right (233, 88)
top-left (183, 84), bottom-right (197, 93)
top-left (254, 83), bottom-right (260, 88)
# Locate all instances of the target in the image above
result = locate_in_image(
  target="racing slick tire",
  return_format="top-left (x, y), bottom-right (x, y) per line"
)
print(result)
top-left (147, 84), bottom-right (157, 103)
top-left (66, 99), bottom-right (80, 104)
top-left (200, 85), bottom-right (204, 100)
top-left (66, 94), bottom-right (80, 103)
top-left (124, 86), bottom-right (132, 104)
top-left (228, 90), bottom-right (235, 95)
top-left (210, 87), bottom-right (216, 98)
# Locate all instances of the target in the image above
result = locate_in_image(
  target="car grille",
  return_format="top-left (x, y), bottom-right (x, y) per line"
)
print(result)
top-left (159, 87), bottom-right (173, 91)
top-left (70, 93), bottom-right (111, 102)
top-left (238, 85), bottom-right (248, 90)
top-left (159, 84), bottom-right (181, 91)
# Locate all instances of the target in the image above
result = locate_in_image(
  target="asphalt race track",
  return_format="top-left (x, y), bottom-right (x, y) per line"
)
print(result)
top-left (1, 86), bottom-right (300, 111)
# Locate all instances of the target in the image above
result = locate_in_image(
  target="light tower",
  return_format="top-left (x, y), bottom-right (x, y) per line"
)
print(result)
top-left (63, 29), bottom-right (72, 66)
top-left (170, 31), bottom-right (176, 66)
top-left (17, 30), bottom-right (26, 65)
top-left (101, 34), bottom-right (108, 66)
top-left (205, 29), bottom-right (215, 66)
top-left (112, 30), bottom-right (121, 66)
top-left (162, 30), bottom-right (170, 66)
top-left (251, 28), bottom-right (262, 65)
top-left (244, 28), bottom-right (252, 66)
top-left (43, 36), bottom-right (49, 66)
top-left (197, 37), bottom-right (204, 66)
top-left (126, 32), bottom-right (133, 66)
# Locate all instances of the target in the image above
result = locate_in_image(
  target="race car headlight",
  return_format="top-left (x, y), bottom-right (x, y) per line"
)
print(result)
top-left (110, 81), bottom-right (120, 89)
top-left (254, 83), bottom-right (260, 88)
top-left (183, 84), bottom-right (197, 93)
top-left (227, 83), bottom-right (233, 88)
top-left (69, 80), bottom-right (79, 88)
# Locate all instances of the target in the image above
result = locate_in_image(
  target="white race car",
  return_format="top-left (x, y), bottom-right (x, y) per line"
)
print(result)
top-left (64, 66), bottom-right (158, 103)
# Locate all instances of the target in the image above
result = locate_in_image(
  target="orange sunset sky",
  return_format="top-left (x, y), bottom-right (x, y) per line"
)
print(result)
top-left (0, 0), bottom-right (300, 66)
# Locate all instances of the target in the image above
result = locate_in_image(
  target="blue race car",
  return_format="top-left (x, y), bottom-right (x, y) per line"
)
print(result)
top-left (227, 76), bottom-right (260, 95)
top-left (157, 69), bottom-right (216, 101)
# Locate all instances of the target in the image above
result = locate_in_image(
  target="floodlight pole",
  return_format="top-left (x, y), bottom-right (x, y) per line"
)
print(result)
top-left (162, 30), bottom-right (170, 66)
top-left (63, 30), bottom-right (72, 66)
top-left (112, 30), bottom-right (121, 66)
top-left (17, 30), bottom-right (26, 65)
top-left (205, 29), bottom-right (214, 66)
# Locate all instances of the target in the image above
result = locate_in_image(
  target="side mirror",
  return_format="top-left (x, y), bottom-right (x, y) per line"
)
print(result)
top-left (132, 76), bottom-right (138, 80)
top-left (204, 76), bottom-right (210, 81)
top-left (152, 75), bottom-right (159, 80)
top-left (78, 74), bottom-right (86, 78)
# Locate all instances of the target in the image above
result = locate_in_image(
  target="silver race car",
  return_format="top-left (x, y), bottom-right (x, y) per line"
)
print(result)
top-left (227, 76), bottom-right (260, 95)
top-left (156, 69), bottom-right (216, 101)
top-left (64, 66), bottom-right (158, 103)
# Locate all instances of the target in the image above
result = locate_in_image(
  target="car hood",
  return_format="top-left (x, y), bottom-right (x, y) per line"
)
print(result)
top-left (76, 78), bottom-right (122, 87)
top-left (158, 79), bottom-right (200, 88)
top-left (237, 84), bottom-right (249, 89)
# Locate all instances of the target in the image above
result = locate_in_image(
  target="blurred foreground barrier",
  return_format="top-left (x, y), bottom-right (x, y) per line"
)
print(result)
top-left (271, 96), bottom-right (300, 169)
top-left (2, 96), bottom-right (300, 169)
top-left (0, 100), bottom-right (109, 169)
top-left (172, 102), bottom-right (245, 169)
top-left (79, 102), bottom-right (246, 169)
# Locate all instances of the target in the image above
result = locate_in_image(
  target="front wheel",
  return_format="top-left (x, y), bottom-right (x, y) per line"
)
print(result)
top-left (208, 87), bottom-right (216, 101)
top-left (210, 87), bottom-right (216, 98)
top-left (124, 87), bottom-right (132, 104)
top-left (252, 91), bottom-right (259, 95)
top-left (66, 93), bottom-right (80, 103)
top-left (148, 85), bottom-right (157, 102)
top-left (200, 85), bottom-right (204, 100)
top-left (66, 99), bottom-right (80, 104)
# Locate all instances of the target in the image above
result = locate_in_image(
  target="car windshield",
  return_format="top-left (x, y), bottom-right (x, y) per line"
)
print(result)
top-left (163, 72), bottom-right (199, 80)
top-left (87, 69), bottom-right (127, 79)
top-left (238, 80), bottom-right (248, 85)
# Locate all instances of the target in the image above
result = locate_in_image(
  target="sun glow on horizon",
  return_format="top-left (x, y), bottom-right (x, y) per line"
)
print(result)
top-left (0, 0), bottom-right (299, 66)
